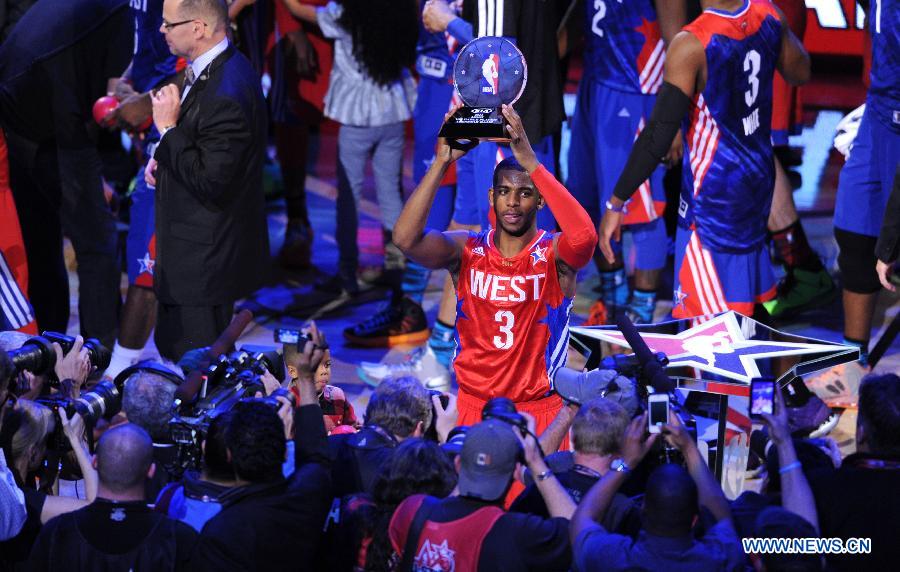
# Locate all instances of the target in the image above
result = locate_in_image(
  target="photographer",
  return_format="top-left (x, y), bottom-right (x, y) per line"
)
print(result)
top-left (0, 401), bottom-right (96, 570)
top-left (571, 412), bottom-right (744, 571)
top-left (510, 398), bottom-right (641, 538)
top-left (1, 332), bottom-right (94, 403)
top-left (282, 326), bottom-right (360, 432)
top-left (154, 411), bottom-right (238, 532)
top-left (0, 351), bottom-right (25, 541)
top-left (121, 366), bottom-right (181, 500)
top-left (27, 423), bottom-right (198, 570)
top-left (389, 414), bottom-right (576, 570)
top-left (807, 373), bottom-right (900, 571)
top-left (192, 325), bottom-right (332, 571)
top-left (330, 375), bottom-right (454, 498)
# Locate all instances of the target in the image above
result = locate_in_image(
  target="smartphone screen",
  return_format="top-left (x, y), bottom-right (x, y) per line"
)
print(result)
top-left (274, 329), bottom-right (300, 345)
top-left (648, 396), bottom-right (668, 432)
top-left (750, 378), bottom-right (775, 417)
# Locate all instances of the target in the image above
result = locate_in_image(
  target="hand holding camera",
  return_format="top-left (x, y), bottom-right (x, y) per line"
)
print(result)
top-left (621, 412), bottom-right (659, 468)
top-left (661, 409), bottom-right (696, 454)
top-left (431, 392), bottom-right (458, 444)
top-left (759, 381), bottom-right (791, 446)
top-left (53, 335), bottom-right (91, 391)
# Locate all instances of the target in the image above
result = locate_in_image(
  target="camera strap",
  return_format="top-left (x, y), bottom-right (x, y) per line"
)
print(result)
top-left (400, 496), bottom-right (439, 572)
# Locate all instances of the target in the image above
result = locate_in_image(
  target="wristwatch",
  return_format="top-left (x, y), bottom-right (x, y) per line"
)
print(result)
top-left (535, 469), bottom-right (555, 482)
top-left (610, 459), bottom-right (631, 474)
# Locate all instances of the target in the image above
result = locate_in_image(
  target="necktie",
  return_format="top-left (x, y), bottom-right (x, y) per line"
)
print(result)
top-left (184, 65), bottom-right (196, 88)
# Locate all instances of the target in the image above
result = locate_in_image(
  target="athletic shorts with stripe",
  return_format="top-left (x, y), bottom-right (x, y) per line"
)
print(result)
top-left (672, 225), bottom-right (775, 319)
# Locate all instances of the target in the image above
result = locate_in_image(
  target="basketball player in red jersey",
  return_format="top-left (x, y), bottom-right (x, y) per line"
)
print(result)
top-left (394, 104), bottom-right (597, 438)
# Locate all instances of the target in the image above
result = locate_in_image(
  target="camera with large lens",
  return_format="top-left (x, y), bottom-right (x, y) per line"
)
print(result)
top-left (35, 379), bottom-right (124, 451)
top-left (166, 346), bottom-right (284, 477)
top-left (481, 397), bottom-right (529, 434)
top-left (7, 331), bottom-right (111, 377)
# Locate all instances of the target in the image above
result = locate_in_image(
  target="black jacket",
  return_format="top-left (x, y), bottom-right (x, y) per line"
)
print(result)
top-left (153, 43), bottom-right (268, 306)
top-left (808, 452), bottom-right (900, 571)
top-left (191, 404), bottom-right (332, 571)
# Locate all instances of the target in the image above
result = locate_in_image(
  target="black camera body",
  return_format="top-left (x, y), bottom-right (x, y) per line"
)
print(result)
top-left (167, 348), bottom-right (281, 477)
top-left (481, 397), bottom-right (529, 434)
top-left (7, 332), bottom-right (111, 377)
top-left (34, 379), bottom-right (123, 451)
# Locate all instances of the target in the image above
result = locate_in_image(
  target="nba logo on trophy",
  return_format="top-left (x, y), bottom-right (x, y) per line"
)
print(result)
top-left (481, 54), bottom-right (500, 95)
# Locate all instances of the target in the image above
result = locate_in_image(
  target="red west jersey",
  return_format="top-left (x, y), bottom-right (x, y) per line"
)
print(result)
top-left (454, 229), bottom-right (573, 403)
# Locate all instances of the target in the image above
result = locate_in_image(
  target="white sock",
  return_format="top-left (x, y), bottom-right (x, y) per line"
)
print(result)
top-left (105, 342), bottom-right (144, 379)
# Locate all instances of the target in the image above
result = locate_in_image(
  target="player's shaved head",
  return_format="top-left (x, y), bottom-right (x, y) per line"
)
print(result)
top-left (96, 424), bottom-right (153, 494)
top-left (492, 156), bottom-right (529, 189)
top-left (642, 464), bottom-right (698, 536)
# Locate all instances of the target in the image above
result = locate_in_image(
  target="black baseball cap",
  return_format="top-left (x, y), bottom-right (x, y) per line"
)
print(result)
top-left (458, 419), bottom-right (523, 502)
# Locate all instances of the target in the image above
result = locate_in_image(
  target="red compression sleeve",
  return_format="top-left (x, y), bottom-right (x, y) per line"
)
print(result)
top-left (531, 164), bottom-right (597, 269)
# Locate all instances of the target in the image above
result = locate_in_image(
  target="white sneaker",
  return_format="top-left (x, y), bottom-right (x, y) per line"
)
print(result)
top-left (803, 361), bottom-right (869, 409)
top-left (358, 346), bottom-right (452, 392)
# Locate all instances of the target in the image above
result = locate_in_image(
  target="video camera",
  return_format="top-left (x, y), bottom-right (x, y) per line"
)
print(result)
top-left (166, 347), bottom-right (287, 477)
top-left (7, 332), bottom-right (111, 378)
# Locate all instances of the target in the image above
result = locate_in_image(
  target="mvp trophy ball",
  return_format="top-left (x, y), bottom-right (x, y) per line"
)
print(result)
top-left (439, 36), bottom-right (527, 143)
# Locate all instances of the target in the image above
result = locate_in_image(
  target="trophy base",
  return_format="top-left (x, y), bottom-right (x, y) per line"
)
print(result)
top-left (439, 106), bottom-right (509, 142)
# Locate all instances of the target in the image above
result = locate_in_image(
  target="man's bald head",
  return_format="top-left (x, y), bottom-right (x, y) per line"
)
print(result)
top-left (96, 424), bottom-right (154, 494)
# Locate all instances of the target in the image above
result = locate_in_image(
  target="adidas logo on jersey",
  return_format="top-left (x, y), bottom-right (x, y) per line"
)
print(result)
top-left (472, 246), bottom-right (485, 256)
top-left (618, 107), bottom-right (631, 118)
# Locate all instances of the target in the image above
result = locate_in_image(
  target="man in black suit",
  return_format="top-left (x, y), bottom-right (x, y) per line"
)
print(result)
top-left (0, 0), bottom-right (132, 346)
top-left (147, 0), bottom-right (267, 361)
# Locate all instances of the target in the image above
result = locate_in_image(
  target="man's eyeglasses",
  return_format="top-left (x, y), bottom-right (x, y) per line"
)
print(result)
top-left (161, 18), bottom-right (206, 31)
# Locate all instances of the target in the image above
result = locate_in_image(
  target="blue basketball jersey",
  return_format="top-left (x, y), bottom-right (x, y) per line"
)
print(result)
top-left (678, 0), bottom-right (781, 253)
top-left (129, 0), bottom-right (179, 94)
top-left (868, 0), bottom-right (900, 132)
top-left (582, 0), bottom-right (665, 94)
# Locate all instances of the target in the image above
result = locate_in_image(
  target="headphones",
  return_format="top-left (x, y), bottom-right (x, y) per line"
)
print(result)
top-left (113, 360), bottom-right (184, 389)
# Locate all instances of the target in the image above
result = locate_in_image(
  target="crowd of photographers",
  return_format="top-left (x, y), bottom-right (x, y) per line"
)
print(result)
top-left (0, 324), bottom-right (898, 571)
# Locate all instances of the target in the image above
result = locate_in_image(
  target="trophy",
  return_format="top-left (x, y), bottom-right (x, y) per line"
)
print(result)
top-left (439, 36), bottom-right (527, 143)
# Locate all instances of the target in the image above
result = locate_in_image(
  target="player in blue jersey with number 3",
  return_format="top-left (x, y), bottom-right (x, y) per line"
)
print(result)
top-left (599, 0), bottom-right (809, 322)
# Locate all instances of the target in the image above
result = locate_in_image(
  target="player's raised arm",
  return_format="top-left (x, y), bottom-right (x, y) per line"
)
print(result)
top-left (597, 31), bottom-right (704, 264)
top-left (773, 5), bottom-right (811, 86)
top-left (501, 104), bottom-right (596, 270)
top-left (393, 107), bottom-right (473, 270)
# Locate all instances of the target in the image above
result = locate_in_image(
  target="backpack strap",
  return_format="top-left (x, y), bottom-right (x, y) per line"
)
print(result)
top-left (399, 496), bottom-right (439, 572)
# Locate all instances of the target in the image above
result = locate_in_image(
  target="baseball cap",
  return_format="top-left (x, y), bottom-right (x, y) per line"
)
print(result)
top-left (457, 419), bottom-right (523, 501)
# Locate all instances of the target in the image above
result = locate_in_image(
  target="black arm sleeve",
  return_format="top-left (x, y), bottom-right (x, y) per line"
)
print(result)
top-left (612, 81), bottom-right (692, 202)
top-left (875, 164), bottom-right (900, 263)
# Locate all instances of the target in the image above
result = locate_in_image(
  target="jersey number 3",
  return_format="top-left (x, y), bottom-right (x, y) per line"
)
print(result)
top-left (743, 50), bottom-right (761, 107)
top-left (494, 310), bottom-right (514, 350)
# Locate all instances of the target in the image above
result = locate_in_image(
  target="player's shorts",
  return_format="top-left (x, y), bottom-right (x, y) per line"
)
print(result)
top-left (127, 165), bottom-right (156, 288)
top-left (452, 136), bottom-right (557, 231)
top-left (456, 387), bottom-right (568, 451)
top-left (413, 78), bottom-right (456, 231)
top-left (672, 226), bottom-right (775, 319)
top-left (628, 218), bottom-right (667, 271)
top-left (567, 80), bottom-right (665, 226)
top-left (833, 104), bottom-right (900, 238)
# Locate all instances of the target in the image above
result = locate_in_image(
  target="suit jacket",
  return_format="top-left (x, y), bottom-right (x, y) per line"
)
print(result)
top-left (153, 44), bottom-right (268, 306)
